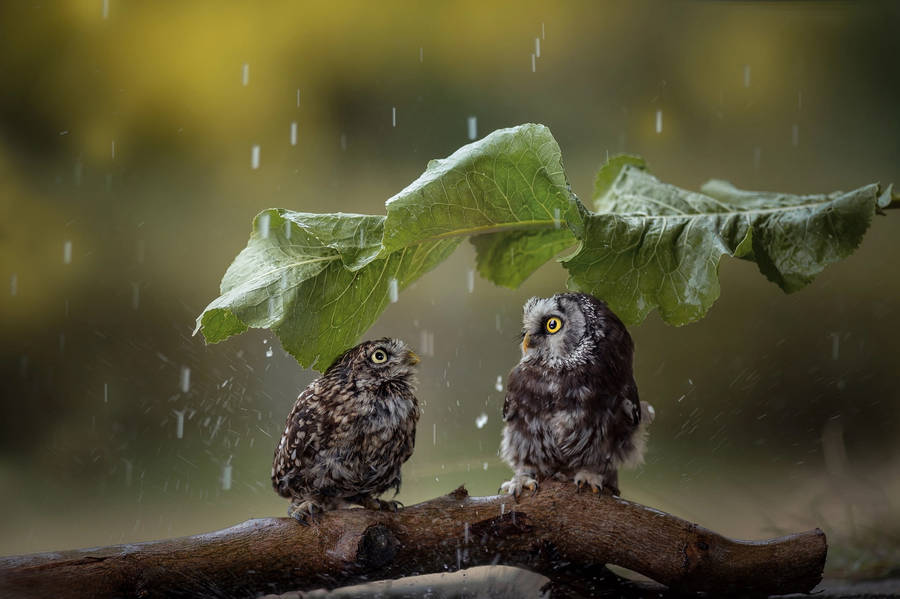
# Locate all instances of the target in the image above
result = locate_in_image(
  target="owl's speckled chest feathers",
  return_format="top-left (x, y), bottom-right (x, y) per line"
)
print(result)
top-left (272, 374), bottom-right (419, 501)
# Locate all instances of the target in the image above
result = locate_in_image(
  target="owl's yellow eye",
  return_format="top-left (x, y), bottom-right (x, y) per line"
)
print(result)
top-left (371, 349), bottom-right (388, 364)
top-left (545, 317), bottom-right (563, 334)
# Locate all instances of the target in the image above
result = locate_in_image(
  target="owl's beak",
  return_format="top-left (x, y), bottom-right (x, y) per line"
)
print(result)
top-left (406, 351), bottom-right (420, 365)
top-left (522, 333), bottom-right (531, 353)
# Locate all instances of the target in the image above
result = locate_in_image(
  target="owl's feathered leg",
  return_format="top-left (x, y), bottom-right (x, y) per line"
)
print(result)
top-left (499, 470), bottom-right (538, 501)
top-left (288, 495), bottom-right (354, 523)
top-left (288, 498), bottom-right (326, 525)
top-left (573, 469), bottom-right (620, 496)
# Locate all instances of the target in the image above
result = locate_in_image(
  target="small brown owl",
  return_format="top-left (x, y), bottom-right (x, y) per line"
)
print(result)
top-left (500, 292), bottom-right (654, 499)
top-left (272, 338), bottom-right (420, 523)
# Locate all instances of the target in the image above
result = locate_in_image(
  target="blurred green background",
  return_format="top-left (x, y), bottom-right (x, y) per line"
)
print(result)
top-left (1, 0), bottom-right (899, 579)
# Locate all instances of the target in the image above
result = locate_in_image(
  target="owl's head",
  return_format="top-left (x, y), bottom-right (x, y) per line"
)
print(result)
top-left (520, 292), bottom-right (629, 369)
top-left (325, 337), bottom-right (419, 389)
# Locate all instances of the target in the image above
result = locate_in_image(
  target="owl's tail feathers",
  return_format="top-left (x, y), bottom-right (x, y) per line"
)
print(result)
top-left (620, 401), bottom-right (655, 470)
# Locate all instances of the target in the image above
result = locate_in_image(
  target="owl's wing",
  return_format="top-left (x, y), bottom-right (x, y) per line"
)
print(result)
top-left (272, 385), bottom-right (329, 492)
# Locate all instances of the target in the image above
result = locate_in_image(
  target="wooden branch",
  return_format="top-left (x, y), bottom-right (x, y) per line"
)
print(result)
top-left (0, 481), bottom-right (826, 598)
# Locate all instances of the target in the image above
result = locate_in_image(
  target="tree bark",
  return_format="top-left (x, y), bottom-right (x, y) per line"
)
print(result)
top-left (0, 481), bottom-right (826, 598)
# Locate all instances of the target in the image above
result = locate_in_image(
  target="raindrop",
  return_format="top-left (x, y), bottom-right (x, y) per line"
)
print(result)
top-left (419, 330), bottom-right (434, 356)
top-left (63, 240), bottom-right (72, 264)
top-left (102, 0), bottom-right (109, 19)
top-left (475, 413), bottom-right (488, 429)
top-left (791, 124), bottom-right (799, 147)
top-left (296, 88), bottom-right (301, 107)
top-left (500, 503), bottom-right (506, 515)
top-left (388, 278), bottom-right (399, 303)
top-left (222, 460), bottom-right (232, 491)
top-left (392, 107), bottom-right (397, 127)
top-left (241, 63), bottom-right (250, 86)
top-left (258, 212), bottom-right (270, 238)
top-left (831, 332), bottom-right (840, 360)
top-left (456, 547), bottom-right (462, 570)
top-left (131, 282), bottom-right (140, 310)
top-left (419, 47), bottom-right (424, 63)
top-left (655, 109), bottom-right (663, 134)
top-left (531, 53), bottom-right (536, 73)
top-left (111, 140), bottom-right (116, 160)
top-left (251, 144), bottom-right (261, 169)
top-left (553, 207), bottom-right (561, 228)
top-left (9, 273), bottom-right (17, 296)
top-left (743, 64), bottom-right (751, 88)
top-left (482, 462), bottom-right (488, 470)
top-left (180, 367), bottom-right (191, 393)
top-left (467, 116), bottom-right (477, 141)
top-left (466, 269), bottom-right (474, 293)
top-left (174, 410), bottom-right (185, 439)
top-left (284, 220), bottom-right (292, 239)
top-left (541, 22), bottom-right (545, 39)
top-left (290, 122), bottom-right (298, 146)
top-left (433, 423), bottom-right (437, 445)
top-left (463, 522), bottom-right (470, 544)
top-left (535, 37), bottom-right (541, 58)
top-left (104, 383), bottom-right (109, 403)
top-left (266, 346), bottom-right (274, 358)
top-left (495, 375), bottom-right (503, 392)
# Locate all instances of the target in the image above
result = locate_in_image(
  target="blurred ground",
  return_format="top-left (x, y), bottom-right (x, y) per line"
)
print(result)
top-left (1, 0), bottom-right (898, 585)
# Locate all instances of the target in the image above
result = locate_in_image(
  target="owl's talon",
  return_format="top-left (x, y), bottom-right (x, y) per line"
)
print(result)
top-left (500, 473), bottom-right (538, 502)
top-left (573, 470), bottom-right (606, 496)
top-left (359, 497), bottom-right (403, 512)
top-left (288, 499), bottom-right (325, 525)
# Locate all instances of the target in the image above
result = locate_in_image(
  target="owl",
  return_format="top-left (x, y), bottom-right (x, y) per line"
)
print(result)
top-left (271, 338), bottom-right (420, 523)
top-left (499, 292), bottom-right (653, 499)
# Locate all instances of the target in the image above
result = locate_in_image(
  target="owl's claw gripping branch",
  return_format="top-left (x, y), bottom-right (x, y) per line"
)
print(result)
top-left (0, 481), bottom-right (828, 598)
top-left (287, 499), bottom-right (324, 525)
top-left (574, 470), bottom-right (606, 495)
top-left (499, 472), bottom-right (538, 501)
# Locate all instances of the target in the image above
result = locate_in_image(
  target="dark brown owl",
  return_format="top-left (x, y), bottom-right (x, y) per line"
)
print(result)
top-left (272, 338), bottom-right (420, 523)
top-left (499, 292), bottom-right (654, 499)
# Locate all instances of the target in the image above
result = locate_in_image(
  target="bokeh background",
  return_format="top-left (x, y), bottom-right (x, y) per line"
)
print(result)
top-left (1, 0), bottom-right (899, 580)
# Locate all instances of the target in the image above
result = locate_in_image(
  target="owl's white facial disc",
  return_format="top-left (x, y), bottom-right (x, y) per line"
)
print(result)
top-left (521, 294), bottom-right (589, 367)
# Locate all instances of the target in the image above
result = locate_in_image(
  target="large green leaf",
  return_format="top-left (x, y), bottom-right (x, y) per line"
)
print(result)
top-left (196, 124), bottom-right (894, 370)
top-left (563, 161), bottom-right (881, 325)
